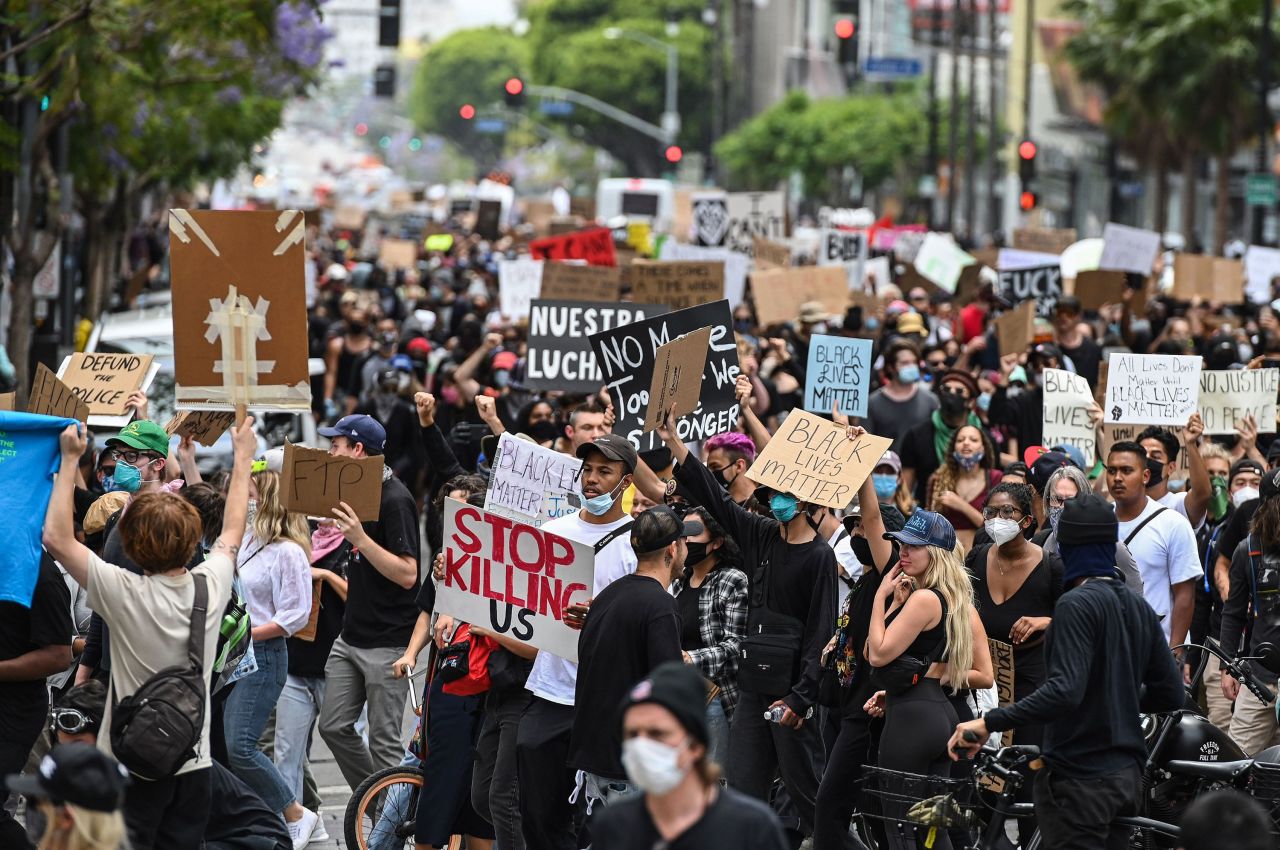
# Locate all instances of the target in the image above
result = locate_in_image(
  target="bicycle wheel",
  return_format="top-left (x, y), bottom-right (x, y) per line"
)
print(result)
top-left (344, 766), bottom-right (423, 850)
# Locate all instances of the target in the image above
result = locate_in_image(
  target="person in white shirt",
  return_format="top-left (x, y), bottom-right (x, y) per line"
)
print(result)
top-left (516, 434), bottom-right (639, 850)
top-left (1107, 442), bottom-right (1202, 653)
top-left (807, 503), bottom-right (860, 611)
top-left (1138, 414), bottom-right (1210, 531)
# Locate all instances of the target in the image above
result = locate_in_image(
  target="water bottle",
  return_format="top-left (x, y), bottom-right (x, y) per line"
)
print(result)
top-left (763, 706), bottom-right (786, 723)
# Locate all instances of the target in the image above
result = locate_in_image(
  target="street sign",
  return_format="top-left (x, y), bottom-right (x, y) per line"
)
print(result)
top-left (863, 56), bottom-right (924, 79)
top-left (475, 118), bottom-right (507, 134)
top-left (540, 100), bottom-right (574, 116)
top-left (1247, 173), bottom-right (1277, 207)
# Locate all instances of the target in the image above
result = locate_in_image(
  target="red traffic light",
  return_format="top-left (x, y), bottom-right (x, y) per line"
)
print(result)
top-left (354, 122), bottom-right (368, 137)
top-left (505, 77), bottom-right (524, 96)
top-left (664, 145), bottom-right (683, 164)
top-left (1019, 190), bottom-right (1037, 211)
top-left (1018, 139), bottom-right (1037, 160)
top-left (834, 17), bottom-right (856, 39)
top-left (459, 104), bottom-right (475, 120)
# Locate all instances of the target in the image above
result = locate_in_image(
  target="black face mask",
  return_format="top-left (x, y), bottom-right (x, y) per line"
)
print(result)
top-left (851, 535), bottom-right (873, 567)
top-left (684, 541), bottom-right (713, 568)
top-left (1146, 457), bottom-right (1165, 488)
top-left (711, 466), bottom-right (735, 491)
top-left (939, 389), bottom-right (968, 416)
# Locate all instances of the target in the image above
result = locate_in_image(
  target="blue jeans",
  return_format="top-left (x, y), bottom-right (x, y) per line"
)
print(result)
top-left (370, 750), bottom-right (422, 850)
top-left (274, 674), bottom-right (326, 805)
top-left (707, 695), bottom-right (730, 768)
top-left (223, 637), bottom-right (294, 812)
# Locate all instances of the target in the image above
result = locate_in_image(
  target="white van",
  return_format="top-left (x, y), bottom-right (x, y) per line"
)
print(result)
top-left (595, 178), bottom-right (674, 233)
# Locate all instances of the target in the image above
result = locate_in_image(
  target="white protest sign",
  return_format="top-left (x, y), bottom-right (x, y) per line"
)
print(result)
top-left (864, 255), bottom-right (891, 290)
top-left (498, 258), bottom-right (544, 321)
top-left (438, 498), bottom-right (594, 662)
top-left (914, 232), bottom-right (975, 293)
top-left (997, 248), bottom-right (1061, 270)
top-left (724, 191), bottom-right (787, 255)
top-left (1244, 245), bottom-right (1280, 305)
top-left (817, 229), bottom-right (868, 290)
top-left (1099, 223), bottom-right (1161, 275)
top-left (1198, 369), bottom-right (1280, 435)
top-left (658, 240), bottom-right (748, 308)
top-left (1103, 353), bottom-right (1201, 426)
top-left (1041, 368), bottom-right (1096, 466)
top-left (484, 433), bottom-right (583, 526)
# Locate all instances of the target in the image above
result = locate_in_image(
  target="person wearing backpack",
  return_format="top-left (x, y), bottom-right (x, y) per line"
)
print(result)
top-left (42, 417), bottom-right (259, 849)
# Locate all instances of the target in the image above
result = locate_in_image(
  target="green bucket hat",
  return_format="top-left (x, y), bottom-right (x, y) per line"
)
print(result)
top-left (107, 420), bottom-right (171, 456)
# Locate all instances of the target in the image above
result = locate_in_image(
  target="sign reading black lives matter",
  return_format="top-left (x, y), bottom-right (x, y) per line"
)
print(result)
top-left (589, 300), bottom-right (740, 452)
top-left (997, 264), bottom-right (1063, 316)
top-left (525, 300), bottom-right (667, 394)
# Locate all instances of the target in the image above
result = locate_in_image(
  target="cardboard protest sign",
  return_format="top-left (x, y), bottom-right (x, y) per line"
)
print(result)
top-left (589, 300), bottom-right (739, 452)
top-left (1245, 245), bottom-right (1280, 304)
top-left (1041, 368), bottom-right (1097, 466)
top-left (750, 266), bottom-right (848, 327)
top-left (1099, 223), bottom-right (1161, 275)
top-left (722, 192), bottom-right (787, 255)
top-left (538, 263), bottom-right (622, 302)
top-left (378, 238), bottom-right (418, 270)
top-left (996, 265), bottom-right (1063, 315)
top-left (1103, 353), bottom-right (1201, 426)
top-left (438, 498), bottom-right (594, 661)
top-left (1198, 369), bottom-right (1280, 435)
top-left (691, 192), bottom-right (729, 246)
top-left (818, 229), bottom-right (869, 290)
top-left (753, 237), bottom-right (791, 269)
top-left (474, 199), bottom-right (502, 241)
top-left (864, 255), bottom-right (891, 291)
top-left (0, 393), bottom-right (14, 411)
top-left (529, 227), bottom-right (616, 266)
top-left (1012, 227), bottom-right (1077, 255)
top-left (27, 363), bottom-right (88, 423)
top-left (746, 410), bottom-right (892, 508)
top-left (914, 233), bottom-right (975, 293)
top-left (484, 433), bottom-right (583, 526)
top-left (280, 443), bottom-right (383, 521)
top-left (332, 205), bottom-right (366, 230)
top-left (643, 327), bottom-right (712, 433)
top-left (1171, 254), bottom-right (1243, 303)
top-left (57, 353), bottom-right (157, 423)
top-left (1211, 258), bottom-right (1245, 304)
top-left (498, 258), bottom-right (544, 321)
top-left (1070, 270), bottom-right (1128, 312)
top-left (168, 209), bottom-right (311, 411)
top-left (990, 639), bottom-right (1017, 741)
top-left (804, 335), bottom-right (873, 417)
top-left (165, 410), bottom-right (237, 447)
top-left (526, 300), bottom-right (667, 393)
top-left (658, 241), bottom-right (748, 308)
top-left (630, 261), bottom-right (724, 311)
top-left (995, 301), bottom-right (1036, 358)
top-left (1100, 422), bottom-right (1191, 477)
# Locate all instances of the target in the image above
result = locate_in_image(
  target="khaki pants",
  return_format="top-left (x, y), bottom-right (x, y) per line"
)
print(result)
top-left (1228, 680), bottom-right (1280, 756)
top-left (1204, 653), bottom-right (1235, 732)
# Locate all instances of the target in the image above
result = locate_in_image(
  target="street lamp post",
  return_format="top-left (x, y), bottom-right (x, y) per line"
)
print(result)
top-left (603, 26), bottom-right (681, 145)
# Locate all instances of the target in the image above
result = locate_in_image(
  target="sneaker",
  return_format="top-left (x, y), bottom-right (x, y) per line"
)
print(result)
top-left (288, 807), bottom-right (319, 850)
top-left (309, 815), bottom-right (329, 844)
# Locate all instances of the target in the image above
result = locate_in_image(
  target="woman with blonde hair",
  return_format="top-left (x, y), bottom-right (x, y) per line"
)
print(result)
top-left (223, 469), bottom-right (319, 844)
top-left (926, 424), bottom-right (1001, 550)
top-left (6, 743), bottom-right (129, 850)
top-left (866, 509), bottom-right (976, 850)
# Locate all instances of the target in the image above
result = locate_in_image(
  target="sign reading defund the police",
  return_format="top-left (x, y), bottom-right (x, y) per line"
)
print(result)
top-left (484, 433), bottom-right (583, 527)
top-left (1041, 368), bottom-right (1097, 466)
top-left (438, 498), bottom-right (593, 662)
top-left (997, 265), bottom-right (1063, 316)
top-left (1103, 353), bottom-right (1202, 427)
top-left (804, 335), bottom-right (873, 417)
top-left (589, 300), bottom-right (740, 452)
top-left (525, 300), bottom-right (668, 394)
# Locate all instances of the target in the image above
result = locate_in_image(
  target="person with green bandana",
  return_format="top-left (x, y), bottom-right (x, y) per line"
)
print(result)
top-left (900, 369), bottom-right (991, 503)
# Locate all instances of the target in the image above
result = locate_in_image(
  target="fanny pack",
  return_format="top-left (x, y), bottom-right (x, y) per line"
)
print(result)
top-left (738, 551), bottom-right (804, 696)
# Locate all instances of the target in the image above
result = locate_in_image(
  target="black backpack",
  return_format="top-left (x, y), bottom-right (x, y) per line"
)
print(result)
top-left (110, 573), bottom-right (209, 781)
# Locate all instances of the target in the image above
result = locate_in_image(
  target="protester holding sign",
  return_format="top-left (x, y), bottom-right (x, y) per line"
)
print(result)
top-left (1137, 415), bottom-right (1211, 530)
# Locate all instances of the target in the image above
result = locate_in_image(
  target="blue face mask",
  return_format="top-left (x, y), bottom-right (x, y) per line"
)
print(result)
top-left (583, 480), bottom-right (625, 516)
top-left (769, 493), bottom-right (799, 524)
top-left (976, 392), bottom-right (992, 412)
top-left (897, 364), bottom-right (920, 384)
top-left (872, 474), bottom-right (898, 501)
top-left (111, 460), bottom-right (143, 494)
top-left (865, 316), bottom-right (880, 331)
top-left (954, 450), bottom-right (984, 471)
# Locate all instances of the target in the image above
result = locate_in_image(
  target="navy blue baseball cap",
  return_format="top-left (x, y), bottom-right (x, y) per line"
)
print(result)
top-left (319, 414), bottom-right (387, 452)
top-left (884, 509), bottom-right (957, 550)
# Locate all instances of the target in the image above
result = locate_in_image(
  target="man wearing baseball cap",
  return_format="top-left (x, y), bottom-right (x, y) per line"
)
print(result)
top-left (569, 506), bottom-right (701, 804)
top-left (7, 744), bottom-right (129, 848)
top-left (316, 414), bottom-right (423, 792)
top-left (591, 662), bottom-right (789, 850)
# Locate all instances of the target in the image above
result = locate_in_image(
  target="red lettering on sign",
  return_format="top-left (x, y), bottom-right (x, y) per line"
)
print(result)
top-left (444, 550), bottom-right (469, 590)
top-left (452, 506), bottom-right (483, 554)
top-left (529, 227), bottom-right (617, 267)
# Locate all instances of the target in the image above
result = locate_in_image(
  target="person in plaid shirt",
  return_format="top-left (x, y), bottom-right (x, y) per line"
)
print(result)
top-left (671, 506), bottom-right (749, 765)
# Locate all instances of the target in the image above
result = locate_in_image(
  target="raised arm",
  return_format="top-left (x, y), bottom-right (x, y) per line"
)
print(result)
top-left (1180, 413), bottom-right (1210, 529)
top-left (736, 375), bottom-right (771, 452)
top-left (212, 417), bottom-right (258, 559)
top-left (849, 425), bottom-right (894, 573)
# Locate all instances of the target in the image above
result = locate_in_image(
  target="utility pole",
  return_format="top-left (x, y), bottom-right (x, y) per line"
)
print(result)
top-left (947, 0), bottom-right (961, 231)
top-left (986, 0), bottom-right (999, 238)
top-left (964, 0), bottom-right (978, 242)
top-left (925, 2), bottom-right (942, 229)
top-left (1255, 0), bottom-right (1272, 245)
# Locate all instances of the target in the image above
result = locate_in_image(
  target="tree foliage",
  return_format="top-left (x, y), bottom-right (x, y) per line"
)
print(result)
top-left (407, 26), bottom-right (528, 148)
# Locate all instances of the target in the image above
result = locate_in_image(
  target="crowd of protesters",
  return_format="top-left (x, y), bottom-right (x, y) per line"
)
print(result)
top-left (10, 206), bottom-right (1280, 850)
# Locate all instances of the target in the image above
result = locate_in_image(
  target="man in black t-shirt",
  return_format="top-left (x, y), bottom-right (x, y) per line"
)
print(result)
top-left (0, 551), bottom-right (73, 849)
top-left (569, 507), bottom-right (696, 800)
top-left (1052, 296), bottom-right (1102, 388)
top-left (316, 415), bottom-right (422, 791)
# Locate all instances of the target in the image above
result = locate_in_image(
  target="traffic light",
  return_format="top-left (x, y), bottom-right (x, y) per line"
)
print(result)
top-left (355, 122), bottom-right (369, 136)
top-left (1018, 139), bottom-right (1038, 211)
top-left (374, 64), bottom-right (396, 98)
top-left (378, 0), bottom-right (401, 47)
top-left (1020, 190), bottom-right (1037, 211)
top-left (504, 77), bottom-right (525, 108)
top-left (459, 104), bottom-right (475, 120)
top-left (664, 145), bottom-right (683, 164)
top-left (832, 0), bottom-right (858, 84)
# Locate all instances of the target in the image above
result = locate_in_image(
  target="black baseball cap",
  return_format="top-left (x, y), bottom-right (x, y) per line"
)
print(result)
top-left (631, 505), bottom-right (704, 555)
top-left (622, 661), bottom-right (709, 745)
top-left (1262, 468), bottom-right (1280, 502)
top-left (576, 434), bottom-right (638, 473)
top-left (1231, 458), bottom-right (1265, 481)
top-left (1267, 438), bottom-right (1280, 464)
top-left (7, 743), bottom-right (129, 813)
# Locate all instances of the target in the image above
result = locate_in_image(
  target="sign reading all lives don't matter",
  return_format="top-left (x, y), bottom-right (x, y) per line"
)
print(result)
top-left (1103, 353), bottom-right (1202, 427)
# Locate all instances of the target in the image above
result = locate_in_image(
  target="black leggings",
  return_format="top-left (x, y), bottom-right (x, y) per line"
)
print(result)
top-left (877, 679), bottom-right (958, 850)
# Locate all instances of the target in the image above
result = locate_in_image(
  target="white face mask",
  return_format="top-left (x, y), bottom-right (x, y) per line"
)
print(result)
top-left (620, 737), bottom-right (687, 795)
top-left (1233, 487), bottom-right (1260, 508)
top-left (984, 517), bottom-right (1022, 546)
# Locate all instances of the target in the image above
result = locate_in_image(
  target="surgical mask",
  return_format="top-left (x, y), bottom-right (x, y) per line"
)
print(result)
top-left (246, 499), bottom-right (259, 526)
top-left (865, 316), bottom-right (880, 331)
top-left (583, 480), bottom-right (625, 516)
top-left (897, 364), bottom-right (920, 384)
top-left (954, 450), bottom-right (983, 471)
top-left (1168, 478), bottom-right (1186, 493)
top-left (976, 392), bottom-right (992, 412)
top-left (112, 460), bottom-right (144, 493)
top-left (684, 541), bottom-right (711, 567)
top-left (621, 737), bottom-right (687, 795)
top-left (985, 518), bottom-right (1022, 546)
top-left (1234, 486), bottom-right (1260, 507)
top-left (872, 474), bottom-right (898, 501)
top-left (1208, 476), bottom-right (1229, 521)
top-left (1047, 505), bottom-right (1064, 532)
top-left (770, 493), bottom-right (799, 524)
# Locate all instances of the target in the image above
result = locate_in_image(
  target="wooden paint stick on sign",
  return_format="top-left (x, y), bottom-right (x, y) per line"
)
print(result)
top-left (280, 443), bottom-right (383, 521)
top-left (165, 410), bottom-right (237, 446)
top-left (538, 262), bottom-right (622, 302)
top-left (28, 363), bottom-right (88, 422)
top-left (644, 327), bottom-right (712, 432)
top-left (630, 261), bottom-right (725, 311)
top-left (59, 352), bottom-right (155, 417)
top-left (746, 410), bottom-right (892, 508)
top-left (995, 301), bottom-right (1037, 358)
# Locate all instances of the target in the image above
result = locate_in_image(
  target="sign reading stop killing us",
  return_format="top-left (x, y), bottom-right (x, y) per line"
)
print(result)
top-left (746, 410), bottom-right (892, 509)
top-left (804, 335), bottom-right (873, 417)
top-left (1041, 368), bottom-right (1097, 466)
top-left (1198, 369), bottom-right (1280, 435)
top-left (438, 498), bottom-right (594, 662)
top-left (1103, 353), bottom-right (1202, 426)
